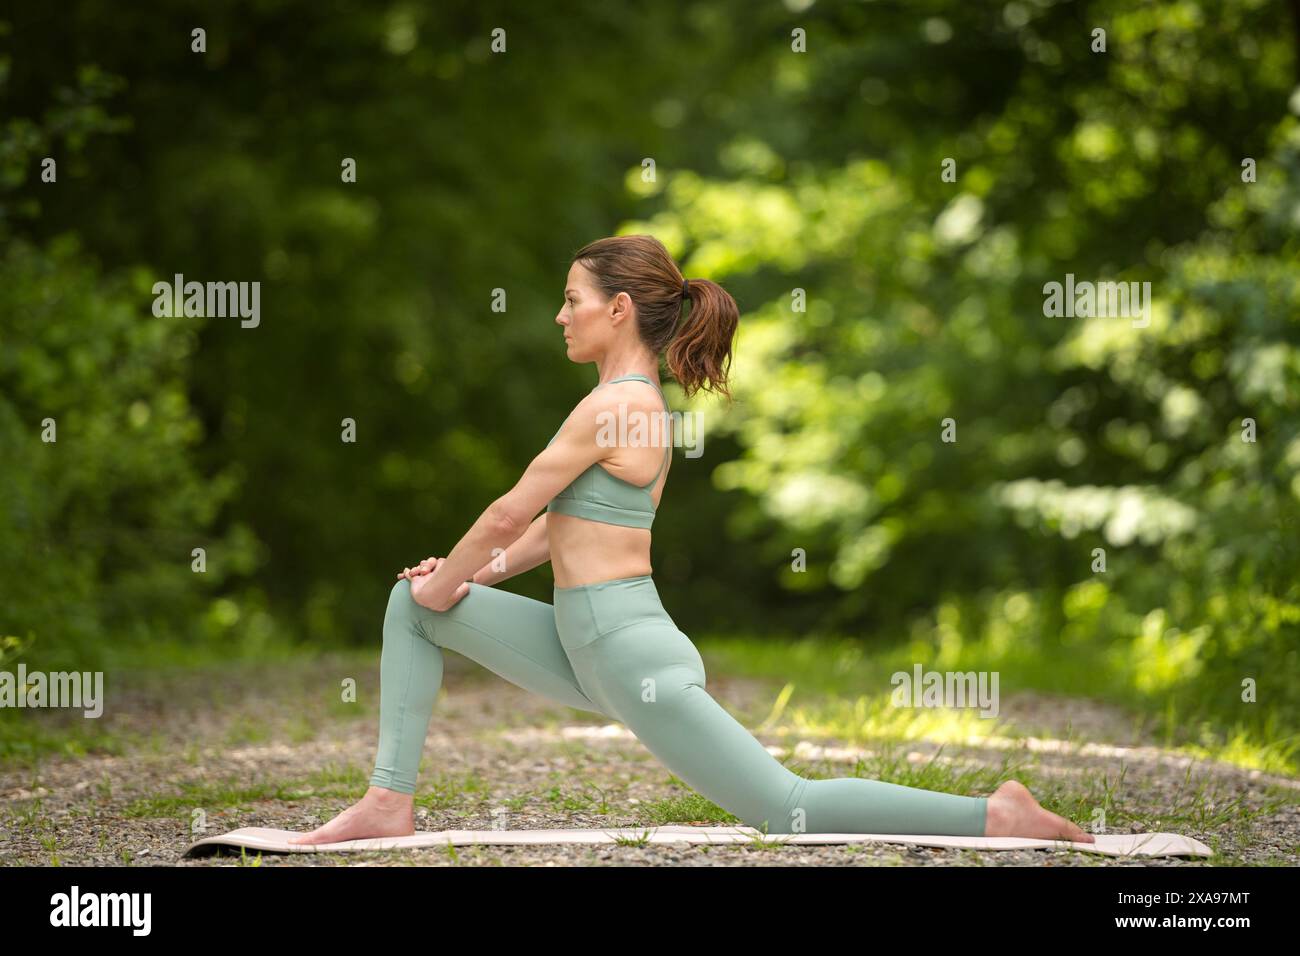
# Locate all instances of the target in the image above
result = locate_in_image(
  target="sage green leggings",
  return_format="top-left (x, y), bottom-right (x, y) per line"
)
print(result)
top-left (370, 575), bottom-right (989, 836)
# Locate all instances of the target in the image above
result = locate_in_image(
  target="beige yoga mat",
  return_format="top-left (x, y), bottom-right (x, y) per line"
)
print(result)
top-left (183, 825), bottom-right (1212, 858)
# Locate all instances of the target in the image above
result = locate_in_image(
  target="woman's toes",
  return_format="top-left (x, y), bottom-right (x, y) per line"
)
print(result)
top-left (1069, 823), bottom-right (1096, 843)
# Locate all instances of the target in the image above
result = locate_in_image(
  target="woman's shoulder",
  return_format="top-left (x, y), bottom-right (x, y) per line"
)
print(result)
top-left (585, 379), bottom-right (667, 429)
top-left (550, 379), bottom-right (669, 447)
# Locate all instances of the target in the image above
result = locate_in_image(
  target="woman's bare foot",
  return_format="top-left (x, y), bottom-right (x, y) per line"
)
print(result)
top-left (983, 779), bottom-right (1095, 843)
top-left (288, 786), bottom-right (416, 845)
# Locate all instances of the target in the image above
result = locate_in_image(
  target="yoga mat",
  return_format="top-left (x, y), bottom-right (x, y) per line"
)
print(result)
top-left (184, 825), bottom-right (1212, 858)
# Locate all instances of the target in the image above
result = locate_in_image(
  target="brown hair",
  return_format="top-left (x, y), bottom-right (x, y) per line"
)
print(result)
top-left (570, 234), bottom-right (739, 400)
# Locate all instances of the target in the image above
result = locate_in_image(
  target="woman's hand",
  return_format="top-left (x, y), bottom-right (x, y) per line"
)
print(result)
top-left (398, 556), bottom-right (442, 580)
top-left (408, 558), bottom-right (471, 612)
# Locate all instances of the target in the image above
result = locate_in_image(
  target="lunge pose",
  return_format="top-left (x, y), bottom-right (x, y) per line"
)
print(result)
top-left (291, 234), bottom-right (1092, 845)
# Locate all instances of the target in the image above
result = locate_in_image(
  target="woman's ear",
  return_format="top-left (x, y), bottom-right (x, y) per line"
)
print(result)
top-left (610, 290), bottom-right (634, 324)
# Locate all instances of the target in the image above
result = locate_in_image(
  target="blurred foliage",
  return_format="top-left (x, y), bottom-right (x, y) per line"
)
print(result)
top-left (0, 1), bottom-right (1297, 739)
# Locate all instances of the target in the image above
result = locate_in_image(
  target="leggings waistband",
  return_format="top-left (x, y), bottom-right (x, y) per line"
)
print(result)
top-left (553, 574), bottom-right (673, 652)
top-left (553, 573), bottom-right (655, 593)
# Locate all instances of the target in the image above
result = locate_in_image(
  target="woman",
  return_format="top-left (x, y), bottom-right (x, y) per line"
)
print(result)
top-left (290, 234), bottom-right (1092, 846)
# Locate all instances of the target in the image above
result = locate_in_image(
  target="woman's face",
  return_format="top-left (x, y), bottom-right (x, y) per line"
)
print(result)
top-left (556, 261), bottom-right (619, 363)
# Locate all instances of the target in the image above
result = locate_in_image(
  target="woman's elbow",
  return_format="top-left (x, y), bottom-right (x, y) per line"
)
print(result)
top-left (485, 498), bottom-right (528, 535)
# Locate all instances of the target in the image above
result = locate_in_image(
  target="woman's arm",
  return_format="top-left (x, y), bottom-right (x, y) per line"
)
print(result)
top-left (471, 513), bottom-right (550, 586)
top-left (411, 390), bottom-right (609, 610)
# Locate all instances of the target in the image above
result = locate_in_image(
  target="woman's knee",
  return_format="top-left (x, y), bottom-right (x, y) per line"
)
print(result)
top-left (384, 578), bottom-right (431, 637)
top-left (387, 577), bottom-right (415, 610)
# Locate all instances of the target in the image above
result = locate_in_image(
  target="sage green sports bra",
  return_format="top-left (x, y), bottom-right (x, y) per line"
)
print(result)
top-left (545, 374), bottom-right (672, 530)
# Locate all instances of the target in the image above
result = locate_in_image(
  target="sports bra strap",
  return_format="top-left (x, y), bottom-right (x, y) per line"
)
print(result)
top-left (599, 374), bottom-right (672, 489)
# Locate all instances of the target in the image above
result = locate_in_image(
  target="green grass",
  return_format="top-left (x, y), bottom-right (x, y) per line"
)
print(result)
top-left (642, 790), bottom-right (740, 826)
top-left (694, 631), bottom-right (1300, 777)
top-left (102, 763), bottom-right (372, 829)
top-left (6, 625), bottom-right (1294, 779)
top-left (415, 770), bottom-right (493, 812)
top-left (0, 642), bottom-right (383, 764)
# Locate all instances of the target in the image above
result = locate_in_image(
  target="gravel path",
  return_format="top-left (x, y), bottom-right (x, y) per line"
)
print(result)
top-left (2, 653), bottom-right (1296, 866)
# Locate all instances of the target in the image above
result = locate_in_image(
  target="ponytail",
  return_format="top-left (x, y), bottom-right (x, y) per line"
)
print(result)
top-left (665, 277), bottom-right (739, 400)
